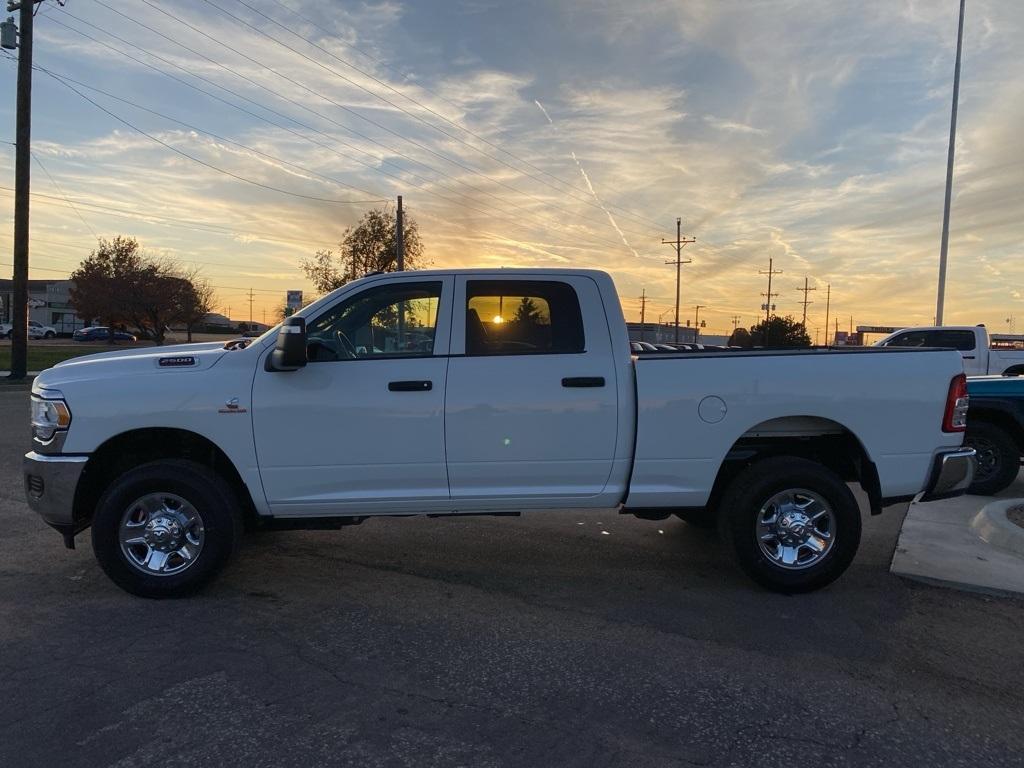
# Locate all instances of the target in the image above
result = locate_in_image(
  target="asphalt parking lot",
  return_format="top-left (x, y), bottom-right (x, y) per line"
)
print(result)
top-left (1, 388), bottom-right (1022, 767)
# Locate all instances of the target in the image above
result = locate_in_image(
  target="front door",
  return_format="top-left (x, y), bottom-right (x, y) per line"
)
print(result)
top-left (444, 275), bottom-right (620, 507)
top-left (252, 276), bottom-right (454, 515)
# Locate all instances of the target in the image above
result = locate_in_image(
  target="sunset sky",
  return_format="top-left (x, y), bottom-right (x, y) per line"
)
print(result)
top-left (1, 0), bottom-right (1022, 336)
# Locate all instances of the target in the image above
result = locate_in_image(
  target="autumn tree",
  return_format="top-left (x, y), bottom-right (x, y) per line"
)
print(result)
top-left (70, 237), bottom-right (216, 346)
top-left (749, 316), bottom-right (811, 348)
top-left (301, 207), bottom-right (425, 294)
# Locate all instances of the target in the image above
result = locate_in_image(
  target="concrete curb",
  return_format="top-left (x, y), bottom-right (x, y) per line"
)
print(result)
top-left (971, 499), bottom-right (1024, 557)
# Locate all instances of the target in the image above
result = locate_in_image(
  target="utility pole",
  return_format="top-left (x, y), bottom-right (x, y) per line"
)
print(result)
top-left (247, 288), bottom-right (255, 326)
top-left (824, 283), bottom-right (831, 346)
top-left (396, 194), bottom-right (405, 346)
top-left (638, 289), bottom-right (648, 342)
top-left (5, 0), bottom-right (42, 380)
top-left (936, 0), bottom-right (966, 327)
top-left (759, 258), bottom-right (782, 346)
top-left (731, 315), bottom-right (741, 333)
top-left (796, 277), bottom-right (816, 327)
top-left (694, 304), bottom-right (705, 343)
top-left (395, 194), bottom-right (404, 271)
top-left (662, 217), bottom-right (695, 344)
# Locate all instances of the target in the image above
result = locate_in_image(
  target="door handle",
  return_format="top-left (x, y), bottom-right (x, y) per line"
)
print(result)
top-left (562, 376), bottom-right (605, 388)
top-left (962, 355), bottom-right (976, 360)
top-left (388, 380), bottom-right (433, 392)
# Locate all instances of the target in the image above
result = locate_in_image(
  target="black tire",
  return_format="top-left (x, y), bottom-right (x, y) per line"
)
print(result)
top-left (964, 421), bottom-right (1020, 496)
top-left (717, 456), bottom-right (862, 593)
top-left (91, 459), bottom-right (242, 598)
top-left (674, 508), bottom-right (717, 529)
top-left (44, 331), bottom-right (55, 339)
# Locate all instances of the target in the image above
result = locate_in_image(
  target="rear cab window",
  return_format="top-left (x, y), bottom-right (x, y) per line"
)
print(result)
top-left (465, 280), bottom-right (584, 356)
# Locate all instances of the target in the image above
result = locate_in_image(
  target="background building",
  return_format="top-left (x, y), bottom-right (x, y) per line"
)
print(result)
top-left (0, 278), bottom-right (87, 335)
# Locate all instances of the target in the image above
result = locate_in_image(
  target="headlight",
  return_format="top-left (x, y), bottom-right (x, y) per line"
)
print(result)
top-left (31, 395), bottom-right (71, 442)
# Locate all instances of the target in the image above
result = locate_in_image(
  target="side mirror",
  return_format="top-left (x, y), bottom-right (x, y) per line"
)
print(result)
top-left (268, 316), bottom-right (307, 371)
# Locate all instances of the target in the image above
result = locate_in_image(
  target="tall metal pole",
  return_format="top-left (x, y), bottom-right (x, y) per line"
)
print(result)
top-left (936, 0), bottom-right (966, 327)
top-left (694, 304), bottom-right (705, 343)
top-left (396, 194), bottom-right (404, 271)
top-left (9, 0), bottom-right (35, 380)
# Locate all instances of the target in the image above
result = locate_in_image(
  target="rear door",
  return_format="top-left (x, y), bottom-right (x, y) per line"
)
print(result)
top-left (444, 275), bottom-right (620, 507)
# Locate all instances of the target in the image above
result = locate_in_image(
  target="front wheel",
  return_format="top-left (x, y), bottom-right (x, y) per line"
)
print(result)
top-left (44, 330), bottom-right (55, 339)
top-left (717, 456), bottom-right (862, 593)
top-left (91, 460), bottom-right (242, 597)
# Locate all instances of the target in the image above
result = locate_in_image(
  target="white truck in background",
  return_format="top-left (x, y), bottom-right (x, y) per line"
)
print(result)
top-left (876, 325), bottom-right (1024, 376)
top-left (24, 269), bottom-right (975, 598)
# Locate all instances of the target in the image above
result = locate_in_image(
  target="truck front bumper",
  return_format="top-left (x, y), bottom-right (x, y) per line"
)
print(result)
top-left (918, 447), bottom-right (976, 502)
top-left (23, 452), bottom-right (88, 537)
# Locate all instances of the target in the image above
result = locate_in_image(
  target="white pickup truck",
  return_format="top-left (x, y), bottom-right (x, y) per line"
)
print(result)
top-left (24, 269), bottom-right (975, 597)
top-left (876, 325), bottom-right (1024, 376)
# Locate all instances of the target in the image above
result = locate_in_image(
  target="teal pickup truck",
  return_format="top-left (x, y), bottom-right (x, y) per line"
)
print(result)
top-left (965, 376), bottom-right (1024, 494)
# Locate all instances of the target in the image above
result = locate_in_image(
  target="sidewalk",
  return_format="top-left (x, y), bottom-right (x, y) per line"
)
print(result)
top-left (891, 470), bottom-right (1024, 596)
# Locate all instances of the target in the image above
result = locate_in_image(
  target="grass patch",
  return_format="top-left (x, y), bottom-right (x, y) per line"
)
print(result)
top-left (0, 344), bottom-right (127, 372)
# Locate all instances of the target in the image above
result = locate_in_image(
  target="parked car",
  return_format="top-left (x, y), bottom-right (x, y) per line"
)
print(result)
top-left (963, 375), bottom-right (1024, 495)
top-left (0, 320), bottom-right (57, 339)
top-left (875, 325), bottom-right (1024, 376)
top-left (72, 326), bottom-right (137, 343)
top-left (24, 268), bottom-right (974, 597)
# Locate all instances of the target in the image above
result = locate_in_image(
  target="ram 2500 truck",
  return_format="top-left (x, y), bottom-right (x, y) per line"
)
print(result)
top-left (24, 269), bottom-right (975, 597)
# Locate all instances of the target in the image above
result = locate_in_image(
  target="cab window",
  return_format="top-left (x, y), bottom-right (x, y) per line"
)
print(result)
top-left (306, 281), bottom-right (442, 362)
top-left (465, 280), bottom-right (584, 355)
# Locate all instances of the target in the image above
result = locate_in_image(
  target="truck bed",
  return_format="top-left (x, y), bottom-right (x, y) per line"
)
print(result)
top-left (626, 346), bottom-right (967, 508)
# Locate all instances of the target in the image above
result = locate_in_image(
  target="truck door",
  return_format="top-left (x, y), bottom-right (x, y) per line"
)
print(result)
top-left (444, 276), bottom-right (620, 507)
top-left (252, 276), bottom-right (454, 515)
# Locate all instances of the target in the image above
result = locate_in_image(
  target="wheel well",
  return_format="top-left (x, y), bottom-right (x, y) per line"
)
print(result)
top-left (73, 428), bottom-right (256, 528)
top-left (1002, 365), bottom-right (1024, 377)
top-left (706, 417), bottom-right (882, 515)
top-left (969, 409), bottom-right (1024, 452)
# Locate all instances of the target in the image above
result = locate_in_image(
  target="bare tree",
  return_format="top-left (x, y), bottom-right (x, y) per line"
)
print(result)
top-left (302, 207), bottom-right (426, 294)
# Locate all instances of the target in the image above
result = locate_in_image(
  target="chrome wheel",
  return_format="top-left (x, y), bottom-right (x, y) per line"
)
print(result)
top-left (119, 493), bottom-right (205, 576)
top-left (755, 488), bottom-right (836, 570)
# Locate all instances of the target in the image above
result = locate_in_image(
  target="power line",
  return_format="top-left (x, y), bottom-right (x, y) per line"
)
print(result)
top-left (30, 150), bottom-right (98, 239)
top-left (27, 63), bottom-right (388, 206)
top-left (24, 61), bottom-right (398, 203)
top-left (47, 10), bottom-right (655, 257)
top-left (0, 185), bottom-right (340, 248)
top-left (132, 0), bottom-right (659, 244)
top-left (212, 0), bottom-right (665, 234)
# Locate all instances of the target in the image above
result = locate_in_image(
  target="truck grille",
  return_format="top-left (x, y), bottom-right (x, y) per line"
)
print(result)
top-left (26, 474), bottom-right (44, 499)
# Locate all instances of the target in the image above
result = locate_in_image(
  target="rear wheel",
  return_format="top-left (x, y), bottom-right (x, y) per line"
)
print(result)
top-left (964, 421), bottom-right (1020, 495)
top-left (91, 460), bottom-right (242, 598)
top-left (717, 456), bottom-right (862, 593)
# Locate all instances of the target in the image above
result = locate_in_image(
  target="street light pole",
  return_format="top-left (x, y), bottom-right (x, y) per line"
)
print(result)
top-left (936, 0), bottom-right (966, 327)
